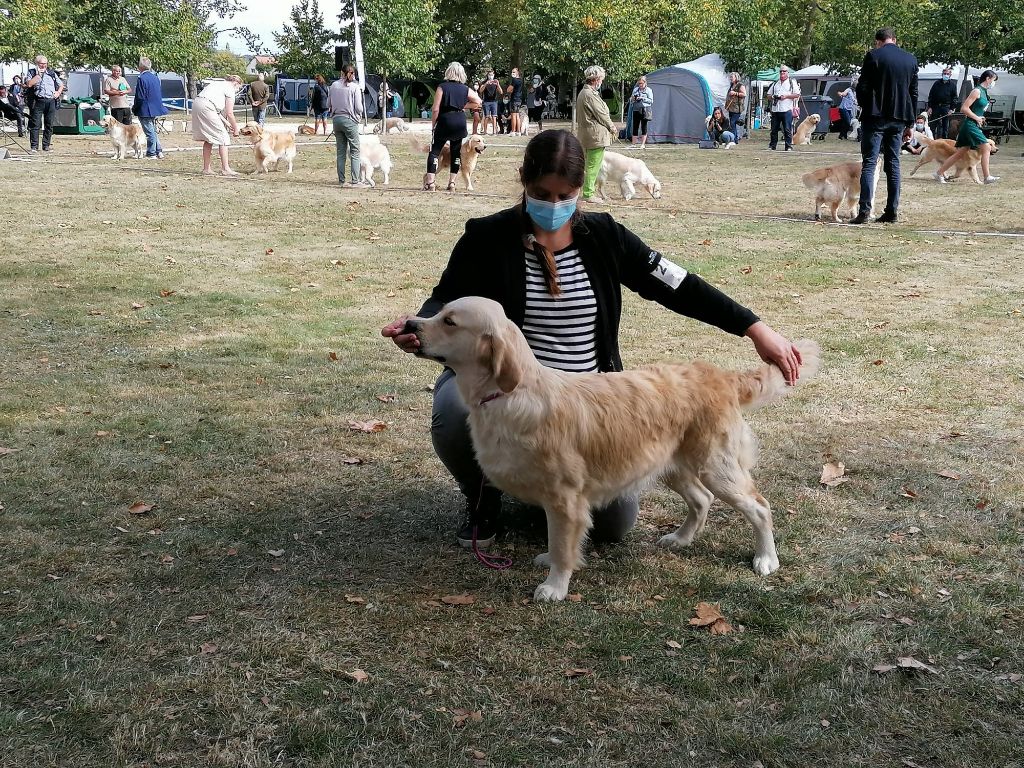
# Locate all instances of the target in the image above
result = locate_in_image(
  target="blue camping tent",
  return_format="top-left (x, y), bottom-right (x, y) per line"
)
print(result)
top-left (633, 54), bottom-right (730, 144)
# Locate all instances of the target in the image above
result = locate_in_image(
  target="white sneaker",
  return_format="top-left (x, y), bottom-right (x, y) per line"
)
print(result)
top-left (984, 175), bottom-right (1000, 184)
top-left (933, 171), bottom-right (947, 184)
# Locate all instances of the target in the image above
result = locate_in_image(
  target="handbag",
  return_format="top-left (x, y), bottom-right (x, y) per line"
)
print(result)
top-left (642, 105), bottom-right (653, 121)
top-left (698, 139), bottom-right (717, 149)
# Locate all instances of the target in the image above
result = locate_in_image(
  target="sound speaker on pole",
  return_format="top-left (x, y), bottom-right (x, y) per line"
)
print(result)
top-left (335, 45), bottom-right (352, 71)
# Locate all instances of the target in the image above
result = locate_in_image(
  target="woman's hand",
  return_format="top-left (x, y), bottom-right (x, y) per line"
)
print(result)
top-left (381, 316), bottom-right (420, 353)
top-left (745, 321), bottom-right (803, 385)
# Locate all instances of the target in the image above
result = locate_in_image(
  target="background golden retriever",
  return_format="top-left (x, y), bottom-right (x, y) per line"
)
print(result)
top-left (908, 135), bottom-right (999, 183)
top-left (802, 160), bottom-right (880, 222)
top-left (239, 122), bottom-right (297, 174)
top-left (410, 135), bottom-right (486, 190)
top-left (100, 115), bottom-right (145, 160)
top-left (405, 296), bottom-right (820, 602)
top-left (793, 114), bottom-right (821, 146)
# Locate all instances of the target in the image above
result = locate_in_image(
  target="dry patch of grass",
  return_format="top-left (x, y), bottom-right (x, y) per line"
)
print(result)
top-left (1, 126), bottom-right (1022, 767)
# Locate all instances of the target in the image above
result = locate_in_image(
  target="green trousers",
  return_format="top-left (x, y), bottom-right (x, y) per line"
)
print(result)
top-left (583, 147), bottom-right (605, 199)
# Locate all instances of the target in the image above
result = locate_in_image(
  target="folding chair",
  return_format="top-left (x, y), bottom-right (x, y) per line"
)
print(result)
top-left (0, 104), bottom-right (29, 155)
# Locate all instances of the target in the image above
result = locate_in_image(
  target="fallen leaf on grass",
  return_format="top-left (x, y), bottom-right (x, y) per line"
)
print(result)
top-left (95, 431), bottom-right (111, 437)
top-left (87, 309), bottom-right (104, 316)
top-left (936, 470), bottom-right (961, 480)
top-left (739, 265), bottom-right (753, 274)
top-left (376, 394), bottom-right (397, 403)
top-left (441, 594), bottom-right (475, 605)
top-left (872, 359), bottom-right (885, 366)
top-left (348, 419), bottom-right (387, 433)
top-left (159, 289), bottom-right (176, 298)
top-left (186, 614), bottom-right (208, 623)
top-left (899, 487), bottom-right (919, 499)
top-left (687, 602), bottom-right (735, 635)
top-left (341, 456), bottom-right (363, 465)
top-left (564, 668), bottom-right (592, 678)
top-left (820, 462), bottom-right (848, 487)
top-left (470, 749), bottom-right (487, 760)
top-left (328, 351), bottom-right (339, 361)
top-left (128, 501), bottom-right (154, 515)
top-left (345, 594), bottom-right (365, 604)
top-left (200, 642), bottom-right (219, 655)
top-left (452, 708), bottom-right (483, 726)
top-left (665, 639), bottom-right (682, 649)
top-left (267, 549), bottom-right (285, 557)
top-left (131, 302), bottom-right (145, 310)
top-left (699, 238), bottom-right (712, 246)
top-left (346, 669), bottom-right (370, 683)
top-left (566, 593), bottom-right (582, 602)
top-left (873, 656), bottom-right (939, 675)
top-left (159, 554), bottom-right (174, 564)
top-left (265, 247), bottom-right (275, 255)
top-left (0, 447), bottom-right (20, 456)
top-left (975, 498), bottom-right (989, 510)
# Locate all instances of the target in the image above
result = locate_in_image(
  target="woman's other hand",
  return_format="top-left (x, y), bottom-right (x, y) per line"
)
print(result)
top-left (745, 321), bottom-right (803, 385)
top-left (381, 316), bottom-right (420, 353)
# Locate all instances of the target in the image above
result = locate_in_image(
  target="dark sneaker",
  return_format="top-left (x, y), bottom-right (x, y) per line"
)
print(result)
top-left (848, 212), bottom-right (870, 225)
top-left (875, 211), bottom-right (898, 224)
top-left (456, 487), bottom-right (501, 549)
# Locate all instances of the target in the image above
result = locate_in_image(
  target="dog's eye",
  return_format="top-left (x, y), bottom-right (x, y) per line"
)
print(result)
top-left (443, 317), bottom-right (456, 327)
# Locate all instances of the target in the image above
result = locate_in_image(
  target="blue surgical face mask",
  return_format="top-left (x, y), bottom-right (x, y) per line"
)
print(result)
top-left (942, 74), bottom-right (951, 81)
top-left (525, 193), bottom-right (578, 232)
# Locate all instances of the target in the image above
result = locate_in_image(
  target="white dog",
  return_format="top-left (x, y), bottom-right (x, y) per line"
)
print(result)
top-left (360, 142), bottom-right (393, 186)
top-left (595, 151), bottom-right (662, 201)
top-left (99, 115), bottom-right (145, 160)
top-left (373, 117), bottom-right (410, 134)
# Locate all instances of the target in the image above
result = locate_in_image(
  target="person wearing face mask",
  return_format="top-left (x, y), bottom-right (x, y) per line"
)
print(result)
top-left (528, 73), bottom-right (547, 131)
top-left (575, 65), bottom-right (618, 200)
top-left (934, 70), bottom-right (999, 184)
top-left (381, 129), bottom-right (803, 550)
top-left (479, 70), bottom-right (501, 135)
top-left (902, 112), bottom-right (932, 155)
top-left (927, 67), bottom-right (958, 139)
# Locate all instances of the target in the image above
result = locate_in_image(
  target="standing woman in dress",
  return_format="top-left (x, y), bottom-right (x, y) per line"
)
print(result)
top-left (425, 62), bottom-right (482, 192)
top-left (933, 70), bottom-right (999, 184)
top-left (192, 75), bottom-right (242, 176)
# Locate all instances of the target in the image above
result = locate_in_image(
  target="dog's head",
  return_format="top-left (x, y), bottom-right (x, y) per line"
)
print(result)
top-left (238, 122), bottom-right (263, 142)
top-left (403, 296), bottom-right (524, 395)
top-left (989, 139), bottom-right (1000, 156)
top-left (466, 135), bottom-right (486, 154)
top-left (807, 114), bottom-right (821, 125)
top-left (645, 176), bottom-right (662, 199)
top-left (99, 115), bottom-right (117, 131)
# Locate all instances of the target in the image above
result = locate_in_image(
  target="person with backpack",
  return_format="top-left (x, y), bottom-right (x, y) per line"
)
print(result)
top-left (24, 55), bottom-right (64, 152)
top-left (479, 70), bottom-right (501, 135)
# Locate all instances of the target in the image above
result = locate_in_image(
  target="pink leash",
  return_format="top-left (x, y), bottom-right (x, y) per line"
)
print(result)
top-left (471, 479), bottom-right (513, 570)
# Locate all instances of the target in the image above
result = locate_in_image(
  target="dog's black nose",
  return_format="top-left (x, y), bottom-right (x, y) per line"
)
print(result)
top-left (402, 319), bottom-right (418, 335)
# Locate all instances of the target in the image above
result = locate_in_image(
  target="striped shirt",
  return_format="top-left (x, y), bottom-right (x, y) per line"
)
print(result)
top-left (523, 246), bottom-right (599, 373)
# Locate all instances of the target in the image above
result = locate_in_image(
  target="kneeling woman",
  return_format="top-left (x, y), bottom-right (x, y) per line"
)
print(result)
top-left (383, 130), bottom-right (804, 547)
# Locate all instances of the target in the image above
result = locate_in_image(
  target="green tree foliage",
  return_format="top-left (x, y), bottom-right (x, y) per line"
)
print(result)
top-left (434, 0), bottom-right (528, 76)
top-left (273, 0), bottom-right (337, 78)
top-left (648, 0), bottom-right (726, 68)
top-left (0, 0), bottom-right (68, 62)
top-left (205, 47), bottom-right (247, 77)
top-left (914, 0), bottom-right (1024, 73)
top-left (356, 0), bottom-right (439, 77)
top-left (524, 0), bottom-right (652, 80)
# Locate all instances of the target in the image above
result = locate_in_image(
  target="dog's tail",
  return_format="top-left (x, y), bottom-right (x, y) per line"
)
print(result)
top-left (409, 136), bottom-right (430, 154)
top-left (735, 339), bottom-right (820, 410)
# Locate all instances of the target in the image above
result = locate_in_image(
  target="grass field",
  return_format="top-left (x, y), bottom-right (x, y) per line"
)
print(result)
top-left (1, 121), bottom-right (1023, 767)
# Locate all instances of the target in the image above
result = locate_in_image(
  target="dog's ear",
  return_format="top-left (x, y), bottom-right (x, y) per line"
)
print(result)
top-left (481, 328), bottom-right (522, 393)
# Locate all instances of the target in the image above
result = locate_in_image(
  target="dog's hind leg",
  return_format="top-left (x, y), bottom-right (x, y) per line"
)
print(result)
top-left (657, 467), bottom-right (714, 550)
top-left (534, 496), bottom-right (591, 602)
top-left (700, 455), bottom-right (779, 575)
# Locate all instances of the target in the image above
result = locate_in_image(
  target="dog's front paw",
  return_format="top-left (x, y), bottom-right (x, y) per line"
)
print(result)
top-left (533, 582), bottom-right (568, 602)
top-left (656, 532), bottom-right (693, 550)
top-left (752, 553), bottom-right (780, 576)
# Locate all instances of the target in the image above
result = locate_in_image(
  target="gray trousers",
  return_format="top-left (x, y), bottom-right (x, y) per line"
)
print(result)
top-left (332, 115), bottom-right (360, 183)
top-left (431, 368), bottom-right (639, 543)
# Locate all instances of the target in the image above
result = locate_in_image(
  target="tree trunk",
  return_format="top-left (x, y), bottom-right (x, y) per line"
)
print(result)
top-left (798, 2), bottom-right (819, 70)
top-left (511, 41), bottom-right (524, 72)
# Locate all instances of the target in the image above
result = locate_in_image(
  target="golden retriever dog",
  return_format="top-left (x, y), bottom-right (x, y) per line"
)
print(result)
top-left (100, 115), bottom-right (145, 160)
top-left (359, 142), bottom-right (393, 186)
top-left (801, 160), bottom-right (880, 222)
top-left (238, 122), bottom-right (297, 174)
top-left (297, 124), bottom-right (316, 136)
top-left (404, 296), bottom-right (820, 602)
top-left (908, 135), bottom-right (999, 183)
top-left (410, 134), bottom-right (486, 190)
top-left (373, 117), bottom-right (410, 134)
top-left (595, 151), bottom-right (662, 201)
top-left (792, 114), bottom-right (821, 146)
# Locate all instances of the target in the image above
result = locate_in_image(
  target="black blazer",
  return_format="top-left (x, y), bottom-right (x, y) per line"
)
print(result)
top-left (856, 43), bottom-right (919, 124)
top-left (418, 207), bottom-right (758, 373)
top-left (928, 79), bottom-right (958, 111)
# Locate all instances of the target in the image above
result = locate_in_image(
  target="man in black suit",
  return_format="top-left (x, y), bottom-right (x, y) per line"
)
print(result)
top-left (852, 27), bottom-right (918, 224)
top-left (927, 67), bottom-right (958, 139)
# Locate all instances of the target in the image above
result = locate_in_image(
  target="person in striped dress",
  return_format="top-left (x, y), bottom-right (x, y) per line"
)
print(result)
top-left (383, 130), bottom-right (804, 550)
